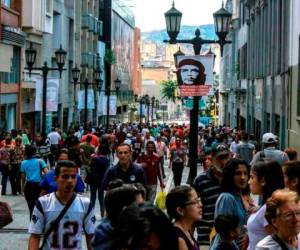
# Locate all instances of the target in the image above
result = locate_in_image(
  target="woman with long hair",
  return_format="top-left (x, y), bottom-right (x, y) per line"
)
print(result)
top-left (166, 186), bottom-right (202, 250)
top-left (247, 160), bottom-right (285, 250)
top-left (211, 158), bottom-right (252, 250)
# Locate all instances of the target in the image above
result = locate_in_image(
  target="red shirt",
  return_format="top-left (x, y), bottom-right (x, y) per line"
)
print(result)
top-left (138, 153), bottom-right (161, 186)
top-left (81, 133), bottom-right (99, 148)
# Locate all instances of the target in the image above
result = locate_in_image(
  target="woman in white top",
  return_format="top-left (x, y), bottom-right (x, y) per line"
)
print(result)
top-left (247, 161), bottom-right (285, 250)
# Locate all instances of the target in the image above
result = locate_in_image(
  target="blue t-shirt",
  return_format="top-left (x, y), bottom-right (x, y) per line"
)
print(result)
top-left (20, 157), bottom-right (47, 182)
top-left (40, 170), bottom-right (85, 193)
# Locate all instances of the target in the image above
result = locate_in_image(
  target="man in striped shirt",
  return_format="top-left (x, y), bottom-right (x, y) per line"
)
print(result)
top-left (193, 143), bottom-right (231, 249)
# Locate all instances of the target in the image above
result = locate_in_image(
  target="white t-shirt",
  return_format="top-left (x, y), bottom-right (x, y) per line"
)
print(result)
top-left (256, 234), bottom-right (298, 250)
top-left (47, 131), bottom-right (61, 145)
top-left (247, 204), bottom-right (268, 250)
top-left (29, 193), bottom-right (95, 250)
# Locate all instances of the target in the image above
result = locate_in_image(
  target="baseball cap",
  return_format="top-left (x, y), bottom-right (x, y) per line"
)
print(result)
top-left (212, 143), bottom-right (230, 157)
top-left (262, 133), bottom-right (277, 144)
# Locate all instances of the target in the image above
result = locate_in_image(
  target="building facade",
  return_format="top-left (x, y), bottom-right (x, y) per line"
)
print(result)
top-left (221, 0), bottom-right (291, 149)
top-left (0, 0), bottom-right (25, 131)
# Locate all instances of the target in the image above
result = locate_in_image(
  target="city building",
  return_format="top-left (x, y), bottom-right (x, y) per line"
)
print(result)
top-left (220, 0), bottom-right (290, 149)
top-left (287, 0), bottom-right (300, 150)
top-left (0, 0), bottom-right (25, 131)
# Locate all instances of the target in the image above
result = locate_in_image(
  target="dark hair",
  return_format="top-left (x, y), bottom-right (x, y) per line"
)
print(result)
top-left (86, 134), bottom-right (92, 143)
top-left (117, 143), bottom-right (132, 152)
top-left (241, 131), bottom-right (249, 141)
top-left (176, 58), bottom-right (205, 85)
top-left (54, 160), bottom-right (76, 176)
top-left (107, 179), bottom-right (124, 190)
top-left (104, 184), bottom-right (136, 224)
top-left (214, 214), bottom-right (240, 240)
top-left (146, 140), bottom-right (155, 147)
top-left (252, 161), bottom-right (284, 203)
top-left (97, 144), bottom-right (111, 155)
top-left (111, 203), bottom-right (178, 250)
top-left (133, 182), bottom-right (146, 200)
top-left (283, 161), bottom-right (300, 195)
top-left (166, 186), bottom-right (194, 220)
top-left (221, 158), bottom-right (250, 195)
top-left (284, 148), bottom-right (298, 161)
top-left (25, 145), bottom-right (37, 158)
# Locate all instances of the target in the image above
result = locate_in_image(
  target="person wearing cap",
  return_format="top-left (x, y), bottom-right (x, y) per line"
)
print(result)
top-left (193, 143), bottom-right (231, 249)
top-left (250, 133), bottom-right (289, 166)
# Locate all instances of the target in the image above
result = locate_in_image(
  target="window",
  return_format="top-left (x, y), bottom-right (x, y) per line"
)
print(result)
top-left (2, 0), bottom-right (10, 7)
top-left (46, 0), bottom-right (52, 14)
top-left (0, 46), bottom-right (20, 83)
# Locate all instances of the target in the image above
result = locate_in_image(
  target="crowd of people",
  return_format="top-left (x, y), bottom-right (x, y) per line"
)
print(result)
top-left (0, 123), bottom-right (300, 250)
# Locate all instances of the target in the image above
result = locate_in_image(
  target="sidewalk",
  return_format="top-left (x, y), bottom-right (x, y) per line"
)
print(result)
top-left (0, 161), bottom-right (202, 250)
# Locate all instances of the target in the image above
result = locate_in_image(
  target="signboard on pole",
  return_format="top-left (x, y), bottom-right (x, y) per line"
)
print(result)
top-left (35, 77), bottom-right (59, 112)
top-left (176, 55), bottom-right (214, 97)
top-left (78, 89), bottom-right (95, 110)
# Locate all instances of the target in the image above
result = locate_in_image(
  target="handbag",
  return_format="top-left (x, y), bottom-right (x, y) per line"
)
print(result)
top-left (39, 194), bottom-right (76, 250)
top-left (0, 201), bottom-right (13, 228)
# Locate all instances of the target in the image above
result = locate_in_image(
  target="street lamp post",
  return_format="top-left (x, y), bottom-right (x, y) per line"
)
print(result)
top-left (164, 1), bottom-right (232, 184)
top-left (71, 61), bottom-right (102, 130)
top-left (144, 94), bottom-right (150, 123)
top-left (105, 77), bottom-right (121, 129)
top-left (71, 64), bottom-right (80, 125)
top-left (134, 95), bottom-right (145, 123)
top-left (25, 43), bottom-right (67, 137)
top-left (151, 96), bottom-right (155, 124)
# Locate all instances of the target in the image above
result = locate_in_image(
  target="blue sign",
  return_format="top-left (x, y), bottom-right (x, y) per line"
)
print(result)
top-left (199, 116), bottom-right (211, 126)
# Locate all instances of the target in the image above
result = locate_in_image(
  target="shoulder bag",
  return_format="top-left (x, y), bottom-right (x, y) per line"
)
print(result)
top-left (39, 194), bottom-right (77, 250)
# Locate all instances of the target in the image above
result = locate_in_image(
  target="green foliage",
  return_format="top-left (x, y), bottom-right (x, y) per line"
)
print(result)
top-left (104, 49), bottom-right (116, 65)
top-left (160, 80), bottom-right (179, 103)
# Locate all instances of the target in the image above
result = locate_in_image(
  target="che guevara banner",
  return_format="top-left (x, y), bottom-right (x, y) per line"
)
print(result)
top-left (176, 55), bottom-right (214, 97)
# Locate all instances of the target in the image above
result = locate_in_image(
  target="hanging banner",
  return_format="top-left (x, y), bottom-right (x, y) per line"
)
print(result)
top-left (78, 89), bottom-right (95, 110)
top-left (184, 97), bottom-right (207, 110)
top-left (35, 77), bottom-right (59, 112)
top-left (176, 55), bottom-right (214, 97)
top-left (137, 104), bottom-right (146, 116)
top-left (99, 95), bottom-right (117, 116)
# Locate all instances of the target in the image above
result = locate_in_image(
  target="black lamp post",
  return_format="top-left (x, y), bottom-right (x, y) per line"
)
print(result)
top-left (164, 1), bottom-right (232, 184)
top-left (173, 47), bottom-right (185, 67)
top-left (151, 96), bottom-right (155, 124)
top-left (71, 64), bottom-right (81, 125)
top-left (71, 62), bottom-right (102, 130)
top-left (144, 94), bottom-right (150, 123)
top-left (25, 43), bottom-right (67, 137)
top-left (105, 77), bottom-right (121, 129)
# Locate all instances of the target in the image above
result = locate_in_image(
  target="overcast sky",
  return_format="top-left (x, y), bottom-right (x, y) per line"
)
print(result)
top-left (129, 0), bottom-right (223, 31)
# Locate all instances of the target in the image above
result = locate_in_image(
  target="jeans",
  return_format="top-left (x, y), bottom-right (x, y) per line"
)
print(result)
top-left (10, 164), bottom-right (21, 195)
top-left (159, 156), bottom-right (165, 178)
top-left (0, 163), bottom-right (9, 195)
top-left (90, 182), bottom-right (105, 217)
top-left (24, 182), bottom-right (41, 219)
top-left (172, 162), bottom-right (184, 186)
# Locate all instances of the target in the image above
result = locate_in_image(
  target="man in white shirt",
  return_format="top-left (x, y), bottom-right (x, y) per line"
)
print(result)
top-left (47, 127), bottom-right (61, 165)
top-left (28, 160), bottom-right (95, 250)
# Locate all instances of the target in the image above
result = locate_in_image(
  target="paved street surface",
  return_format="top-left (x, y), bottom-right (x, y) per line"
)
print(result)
top-left (0, 160), bottom-right (202, 250)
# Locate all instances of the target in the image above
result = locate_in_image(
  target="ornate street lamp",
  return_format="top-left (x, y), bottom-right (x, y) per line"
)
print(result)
top-left (55, 45), bottom-right (67, 77)
top-left (25, 43), bottom-right (67, 137)
top-left (114, 77), bottom-right (121, 94)
top-left (164, 1), bottom-right (232, 184)
top-left (71, 65), bottom-right (102, 129)
top-left (213, 3), bottom-right (233, 55)
top-left (71, 64), bottom-right (80, 84)
top-left (164, 1), bottom-right (182, 44)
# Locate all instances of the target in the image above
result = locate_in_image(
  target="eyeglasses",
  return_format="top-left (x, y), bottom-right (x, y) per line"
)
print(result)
top-left (185, 197), bottom-right (202, 206)
top-left (278, 210), bottom-right (300, 221)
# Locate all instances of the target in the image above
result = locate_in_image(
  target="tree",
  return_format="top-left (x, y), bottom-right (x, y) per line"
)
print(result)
top-left (160, 80), bottom-right (179, 103)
